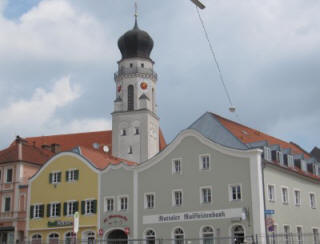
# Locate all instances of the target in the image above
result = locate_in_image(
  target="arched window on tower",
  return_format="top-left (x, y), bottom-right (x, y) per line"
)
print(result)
top-left (152, 88), bottom-right (155, 112)
top-left (128, 85), bottom-right (134, 111)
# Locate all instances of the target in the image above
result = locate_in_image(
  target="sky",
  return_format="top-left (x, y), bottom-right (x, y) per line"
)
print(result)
top-left (0, 0), bottom-right (319, 152)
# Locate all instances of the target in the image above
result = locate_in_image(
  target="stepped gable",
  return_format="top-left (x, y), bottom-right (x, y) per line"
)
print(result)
top-left (77, 146), bottom-right (137, 170)
top-left (0, 138), bottom-right (53, 165)
top-left (211, 113), bottom-right (310, 159)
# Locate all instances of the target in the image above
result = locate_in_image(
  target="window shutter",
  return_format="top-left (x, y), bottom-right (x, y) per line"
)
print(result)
top-left (57, 203), bottom-right (61, 216)
top-left (74, 170), bottom-right (79, 180)
top-left (93, 200), bottom-right (97, 213)
top-left (81, 201), bottom-right (85, 215)
top-left (47, 204), bottom-right (50, 217)
top-left (63, 202), bottom-right (67, 216)
top-left (66, 171), bottom-right (69, 181)
top-left (57, 172), bottom-right (61, 182)
top-left (30, 206), bottom-right (34, 219)
top-left (39, 205), bottom-right (44, 217)
top-left (49, 173), bottom-right (52, 184)
top-left (74, 201), bottom-right (79, 213)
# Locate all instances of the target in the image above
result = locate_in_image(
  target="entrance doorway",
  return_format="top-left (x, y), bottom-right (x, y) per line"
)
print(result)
top-left (107, 230), bottom-right (128, 244)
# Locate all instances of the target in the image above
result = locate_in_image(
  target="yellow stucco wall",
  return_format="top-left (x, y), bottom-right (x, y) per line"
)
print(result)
top-left (28, 153), bottom-right (99, 241)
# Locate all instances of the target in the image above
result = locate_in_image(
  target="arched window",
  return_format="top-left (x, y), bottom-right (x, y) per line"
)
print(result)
top-left (31, 234), bottom-right (42, 244)
top-left (48, 233), bottom-right (59, 244)
top-left (86, 231), bottom-right (95, 244)
top-left (202, 226), bottom-right (214, 244)
top-left (174, 228), bottom-right (184, 244)
top-left (128, 85), bottom-right (134, 111)
top-left (232, 225), bottom-right (244, 244)
top-left (65, 232), bottom-right (74, 244)
top-left (145, 229), bottom-right (155, 244)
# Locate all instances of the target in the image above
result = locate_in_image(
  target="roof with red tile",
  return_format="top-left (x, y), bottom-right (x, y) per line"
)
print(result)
top-left (0, 139), bottom-right (53, 165)
top-left (212, 113), bottom-right (310, 158)
top-left (77, 146), bottom-right (137, 170)
top-left (23, 129), bottom-right (166, 154)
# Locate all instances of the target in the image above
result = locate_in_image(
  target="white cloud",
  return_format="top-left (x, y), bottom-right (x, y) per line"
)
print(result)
top-left (61, 119), bottom-right (112, 133)
top-left (0, 0), bottom-right (115, 62)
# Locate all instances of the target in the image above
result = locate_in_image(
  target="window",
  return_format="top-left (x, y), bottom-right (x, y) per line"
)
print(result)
top-left (0, 170), bottom-right (2, 182)
top-left (6, 168), bottom-right (13, 183)
top-left (120, 129), bottom-right (126, 136)
top-left (296, 226), bottom-right (303, 244)
top-left (128, 146), bottom-right (133, 154)
top-left (3, 197), bottom-right (11, 212)
top-left (173, 190), bottom-right (183, 206)
top-left (104, 197), bottom-right (114, 212)
top-left (130, 63), bottom-right (133, 68)
top-left (201, 226), bottom-right (214, 244)
top-left (82, 199), bottom-right (97, 215)
top-left (31, 234), bottom-right (42, 244)
top-left (231, 225), bottom-right (244, 244)
top-left (288, 155), bottom-right (294, 166)
top-left (268, 185), bottom-right (275, 202)
top-left (64, 201), bottom-right (78, 216)
top-left (65, 232), bottom-right (74, 244)
top-left (49, 172), bottom-right (61, 184)
top-left (128, 85), bottom-right (134, 111)
top-left (48, 203), bottom-right (61, 217)
top-left (201, 187), bottom-right (212, 204)
top-left (294, 190), bottom-right (301, 206)
top-left (48, 233), bottom-right (59, 244)
top-left (135, 127), bottom-right (140, 135)
top-left (310, 193), bottom-right (316, 209)
top-left (200, 155), bottom-right (210, 170)
top-left (141, 63), bottom-right (145, 68)
top-left (145, 193), bottom-right (155, 209)
top-left (86, 231), bottom-right (95, 244)
top-left (269, 224), bottom-right (278, 244)
top-left (173, 228), bottom-right (184, 244)
top-left (118, 196), bottom-right (128, 211)
top-left (276, 151), bottom-right (283, 164)
top-left (284, 225), bottom-right (290, 244)
top-left (172, 159), bottom-right (182, 174)
top-left (281, 187), bottom-right (288, 204)
top-left (145, 229), bottom-right (155, 244)
top-left (30, 204), bottom-right (44, 219)
top-left (313, 228), bottom-right (319, 244)
top-left (66, 169), bottom-right (79, 182)
top-left (264, 147), bottom-right (271, 161)
top-left (230, 185), bottom-right (242, 201)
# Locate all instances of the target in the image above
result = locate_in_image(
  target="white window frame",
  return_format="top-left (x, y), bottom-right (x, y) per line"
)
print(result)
top-left (172, 189), bottom-right (183, 207)
top-left (51, 171), bottom-right (61, 184)
top-left (84, 199), bottom-right (95, 215)
top-left (267, 184), bottom-right (276, 202)
top-left (66, 200), bottom-right (77, 216)
top-left (276, 151), bottom-right (284, 164)
top-left (296, 226), bottom-right (303, 244)
top-left (47, 233), bottom-right (59, 243)
top-left (2, 195), bottom-right (11, 212)
top-left (264, 147), bottom-right (271, 161)
top-left (120, 129), bottom-right (126, 136)
top-left (172, 158), bottom-right (182, 175)
top-left (144, 193), bottom-right (155, 209)
top-left (49, 202), bottom-right (60, 217)
top-left (33, 203), bottom-right (42, 219)
top-left (66, 169), bottom-right (77, 182)
top-left (118, 195), bottom-right (129, 211)
top-left (283, 225), bottom-right (290, 244)
top-left (229, 184), bottom-right (242, 201)
top-left (200, 225), bottom-right (215, 244)
top-left (199, 154), bottom-right (211, 171)
top-left (104, 196), bottom-right (114, 212)
top-left (312, 228), bottom-right (319, 244)
top-left (5, 167), bottom-right (13, 183)
top-left (281, 186), bottom-right (289, 205)
top-left (288, 155), bottom-right (294, 167)
top-left (310, 192), bottom-right (316, 209)
top-left (200, 186), bottom-right (212, 204)
top-left (293, 189), bottom-right (301, 206)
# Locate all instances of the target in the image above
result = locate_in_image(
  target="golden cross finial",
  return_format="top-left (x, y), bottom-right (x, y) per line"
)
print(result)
top-left (134, 1), bottom-right (138, 19)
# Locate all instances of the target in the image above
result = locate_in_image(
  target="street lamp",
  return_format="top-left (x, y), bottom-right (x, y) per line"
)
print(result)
top-left (190, 0), bottom-right (206, 9)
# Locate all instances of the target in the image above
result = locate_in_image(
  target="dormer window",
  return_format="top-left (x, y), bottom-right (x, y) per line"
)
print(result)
top-left (120, 129), bottom-right (126, 136)
top-left (288, 155), bottom-right (294, 167)
top-left (276, 151), bottom-right (284, 165)
top-left (263, 147), bottom-right (271, 161)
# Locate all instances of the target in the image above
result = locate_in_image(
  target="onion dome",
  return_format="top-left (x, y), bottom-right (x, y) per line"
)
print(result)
top-left (118, 18), bottom-right (154, 60)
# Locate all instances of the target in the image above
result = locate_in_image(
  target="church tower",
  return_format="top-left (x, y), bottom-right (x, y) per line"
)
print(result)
top-left (111, 13), bottom-right (159, 163)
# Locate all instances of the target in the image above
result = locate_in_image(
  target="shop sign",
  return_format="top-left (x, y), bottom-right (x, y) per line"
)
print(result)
top-left (48, 220), bottom-right (73, 228)
top-left (104, 215), bottom-right (128, 226)
top-left (143, 208), bottom-right (244, 224)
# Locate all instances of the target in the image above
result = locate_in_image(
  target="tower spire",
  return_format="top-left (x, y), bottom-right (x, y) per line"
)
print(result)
top-left (134, 1), bottom-right (138, 28)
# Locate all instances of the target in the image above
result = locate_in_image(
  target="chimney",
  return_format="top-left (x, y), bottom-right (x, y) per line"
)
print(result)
top-left (16, 136), bottom-right (23, 161)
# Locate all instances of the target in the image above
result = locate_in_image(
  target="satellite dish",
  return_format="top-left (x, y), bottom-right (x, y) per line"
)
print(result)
top-left (92, 142), bottom-right (100, 150)
top-left (103, 145), bottom-right (109, 153)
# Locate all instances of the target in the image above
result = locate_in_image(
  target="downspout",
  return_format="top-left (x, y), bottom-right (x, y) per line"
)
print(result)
top-left (261, 160), bottom-right (269, 244)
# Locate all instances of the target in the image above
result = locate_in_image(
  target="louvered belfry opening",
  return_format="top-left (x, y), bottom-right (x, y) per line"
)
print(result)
top-left (128, 85), bottom-right (134, 111)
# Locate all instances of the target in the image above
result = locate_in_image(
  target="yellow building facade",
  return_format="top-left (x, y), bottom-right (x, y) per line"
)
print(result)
top-left (27, 152), bottom-right (100, 243)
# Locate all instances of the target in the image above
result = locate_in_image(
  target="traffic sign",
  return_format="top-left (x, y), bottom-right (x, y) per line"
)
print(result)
top-left (264, 209), bottom-right (275, 215)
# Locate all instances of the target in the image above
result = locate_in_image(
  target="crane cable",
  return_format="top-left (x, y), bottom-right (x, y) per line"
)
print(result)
top-left (195, 6), bottom-right (241, 121)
